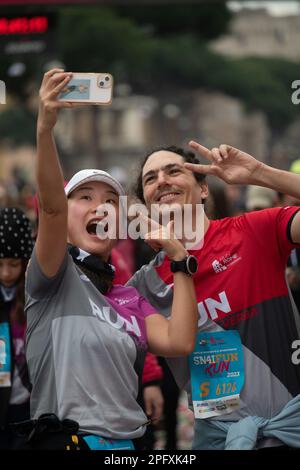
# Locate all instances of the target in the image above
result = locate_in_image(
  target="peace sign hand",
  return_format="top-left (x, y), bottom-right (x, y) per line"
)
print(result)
top-left (184, 140), bottom-right (264, 186)
top-left (138, 213), bottom-right (188, 261)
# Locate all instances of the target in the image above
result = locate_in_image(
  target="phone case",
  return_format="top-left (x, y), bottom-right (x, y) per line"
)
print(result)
top-left (58, 73), bottom-right (113, 105)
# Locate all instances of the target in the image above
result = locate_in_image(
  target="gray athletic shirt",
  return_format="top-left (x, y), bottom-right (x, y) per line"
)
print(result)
top-left (25, 248), bottom-right (156, 439)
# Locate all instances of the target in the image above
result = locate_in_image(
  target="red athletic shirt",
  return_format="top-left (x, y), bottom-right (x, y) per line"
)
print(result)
top-left (129, 207), bottom-right (300, 420)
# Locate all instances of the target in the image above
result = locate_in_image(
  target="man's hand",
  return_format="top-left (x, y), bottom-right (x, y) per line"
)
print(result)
top-left (184, 140), bottom-right (264, 186)
top-left (143, 385), bottom-right (164, 423)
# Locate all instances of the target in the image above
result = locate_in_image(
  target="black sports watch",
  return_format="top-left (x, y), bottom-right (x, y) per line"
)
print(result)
top-left (170, 255), bottom-right (198, 276)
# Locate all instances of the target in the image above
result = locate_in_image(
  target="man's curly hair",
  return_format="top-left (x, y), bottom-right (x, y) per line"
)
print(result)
top-left (134, 145), bottom-right (206, 204)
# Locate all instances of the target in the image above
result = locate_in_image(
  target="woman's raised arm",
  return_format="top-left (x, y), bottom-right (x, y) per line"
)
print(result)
top-left (35, 69), bottom-right (73, 277)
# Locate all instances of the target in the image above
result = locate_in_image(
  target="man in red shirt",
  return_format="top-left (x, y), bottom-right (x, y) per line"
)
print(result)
top-left (128, 142), bottom-right (300, 450)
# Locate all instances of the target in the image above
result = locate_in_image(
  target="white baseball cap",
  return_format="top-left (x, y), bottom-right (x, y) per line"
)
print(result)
top-left (245, 185), bottom-right (277, 211)
top-left (65, 169), bottom-right (125, 197)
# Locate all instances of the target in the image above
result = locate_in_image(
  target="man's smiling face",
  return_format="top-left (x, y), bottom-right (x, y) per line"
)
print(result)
top-left (142, 150), bottom-right (208, 211)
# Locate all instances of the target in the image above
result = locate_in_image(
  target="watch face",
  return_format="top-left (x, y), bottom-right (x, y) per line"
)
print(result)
top-left (187, 255), bottom-right (198, 275)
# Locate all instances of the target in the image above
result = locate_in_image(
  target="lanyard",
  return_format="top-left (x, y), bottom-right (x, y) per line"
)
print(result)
top-left (0, 322), bottom-right (12, 387)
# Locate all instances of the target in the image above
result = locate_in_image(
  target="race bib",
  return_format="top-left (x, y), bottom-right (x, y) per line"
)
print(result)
top-left (189, 330), bottom-right (245, 419)
top-left (0, 322), bottom-right (12, 387)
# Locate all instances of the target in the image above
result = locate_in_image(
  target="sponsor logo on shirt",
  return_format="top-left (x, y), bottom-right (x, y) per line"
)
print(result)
top-left (197, 290), bottom-right (259, 328)
top-left (212, 253), bottom-right (241, 273)
top-left (212, 260), bottom-right (227, 273)
top-left (111, 295), bottom-right (139, 306)
top-left (88, 298), bottom-right (141, 338)
top-left (198, 291), bottom-right (232, 326)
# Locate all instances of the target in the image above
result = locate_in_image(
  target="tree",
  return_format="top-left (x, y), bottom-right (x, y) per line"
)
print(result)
top-left (0, 108), bottom-right (36, 146)
top-left (112, 2), bottom-right (232, 40)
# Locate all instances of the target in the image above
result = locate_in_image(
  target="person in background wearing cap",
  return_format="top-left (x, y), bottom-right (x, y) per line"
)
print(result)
top-left (22, 70), bottom-right (198, 450)
top-left (245, 185), bottom-right (279, 212)
top-left (0, 208), bottom-right (34, 449)
top-left (128, 141), bottom-right (300, 450)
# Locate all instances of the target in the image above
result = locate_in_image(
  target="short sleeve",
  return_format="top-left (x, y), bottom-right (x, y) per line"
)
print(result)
top-left (127, 269), bottom-right (142, 290)
top-left (25, 246), bottom-right (69, 301)
top-left (243, 206), bottom-right (300, 260)
top-left (136, 290), bottom-right (158, 319)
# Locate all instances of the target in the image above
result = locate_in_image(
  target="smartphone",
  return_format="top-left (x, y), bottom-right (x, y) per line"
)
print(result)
top-left (58, 73), bottom-right (113, 105)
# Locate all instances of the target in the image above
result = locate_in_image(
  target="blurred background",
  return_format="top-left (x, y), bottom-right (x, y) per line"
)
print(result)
top-left (1, 0), bottom-right (300, 215)
top-left (1, 0), bottom-right (300, 449)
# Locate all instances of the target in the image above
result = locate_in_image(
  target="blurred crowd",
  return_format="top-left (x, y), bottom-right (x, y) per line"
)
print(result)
top-left (1, 156), bottom-right (300, 450)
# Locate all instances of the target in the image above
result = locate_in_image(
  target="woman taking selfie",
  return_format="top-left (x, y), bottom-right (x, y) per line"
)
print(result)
top-left (22, 69), bottom-right (199, 450)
